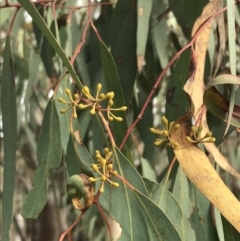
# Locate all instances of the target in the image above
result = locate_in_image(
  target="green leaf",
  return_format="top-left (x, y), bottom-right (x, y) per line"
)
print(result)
top-left (17, 0), bottom-right (82, 89)
top-left (169, 0), bottom-right (208, 36)
top-left (172, 167), bottom-right (196, 241)
top-left (55, 75), bottom-right (72, 153)
top-left (132, 89), bottom-right (155, 162)
top-left (151, 0), bottom-right (169, 72)
top-left (108, 0), bottom-right (137, 104)
top-left (222, 215), bottom-right (240, 241)
top-left (165, 49), bottom-right (191, 174)
top-left (141, 157), bottom-right (157, 182)
top-left (21, 100), bottom-right (62, 219)
top-left (148, 174), bottom-right (183, 240)
top-left (99, 40), bottom-right (132, 161)
top-left (136, 0), bottom-right (152, 72)
top-left (65, 129), bottom-right (94, 178)
top-left (190, 184), bottom-right (219, 241)
top-left (225, 0), bottom-right (237, 135)
top-left (203, 74), bottom-right (240, 128)
top-left (100, 147), bottom-right (181, 240)
top-left (1, 36), bottom-right (17, 241)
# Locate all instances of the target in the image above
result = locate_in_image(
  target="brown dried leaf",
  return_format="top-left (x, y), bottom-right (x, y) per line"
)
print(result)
top-left (170, 100), bottom-right (240, 232)
top-left (183, 0), bottom-right (240, 178)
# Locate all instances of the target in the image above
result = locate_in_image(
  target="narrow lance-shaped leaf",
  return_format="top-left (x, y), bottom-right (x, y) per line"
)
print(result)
top-left (21, 100), bottom-right (62, 219)
top-left (17, 0), bottom-right (82, 89)
top-left (136, 0), bottom-right (152, 72)
top-left (1, 36), bottom-right (17, 241)
top-left (99, 40), bottom-right (132, 162)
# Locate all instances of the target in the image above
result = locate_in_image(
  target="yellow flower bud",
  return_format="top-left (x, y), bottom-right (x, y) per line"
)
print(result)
top-left (174, 124), bottom-right (180, 130)
top-left (171, 141), bottom-right (179, 148)
top-left (96, 153), bottom-right (101, 159)
top-left (99, 93), bottom-right (105, 99)
top-left (205, 131), bottom-right (212, 138)
top-left (107, 164), bottom-right (113, 170)
top-left (73, 112), bottom-right (78, 119)
top-left (104, 147), bottom-right (109, 153)
top-left (78, 103), bottom-right (90, 109)
top-left (106, 91), bottom-right (114, 99)
top-left (88, 177), bottom-right (96, 182)
top-left (161, 116), bottom-right (168, 130)
top-left (112, 171), bottom-right (118, 176)
top-left (58, 97), bottom-right (66, 103)
top-left (186, 136), bottom-right (195, 143)
top-left (65, 88), bottom-right (71, 96)
top-left (82, 86), bottom-right (90, 94)
top-left (101, 158), bottom-right (107, 165)
top-left (111, 182), bottom-right (119, 188)
top-left (108, 100), bottom-right (114, 107)
top-left (198, 124), bottom-right (203, 133)
top-left (60, 109), bottom-right (68, 114)
top-left (99, 185), bottom-right (104, 193)
top-left (101, 175), bottom-right (107, 181)
top-left (91, 164), bottom-right (98, 171)
top-left (154, 139), bottom-right (165, 146)
top-left (97, 83), bottom-right (102, 91)
top-left (73, 93), bottom-right (79, 100)
top-left (114, 116), bottom-right (123, 122)
top-left (163, 130), bottom-right (168, 136)
top-left (108, 116), bottom-right (114, 121)
top-left (119, 106), bottom-right (127, 111)
top-left (210, 137), bottom-right (216, 143)
top-left (90, 108), bottom-right (96, 115)
top-left (191, 126), bottom-right (196, 134)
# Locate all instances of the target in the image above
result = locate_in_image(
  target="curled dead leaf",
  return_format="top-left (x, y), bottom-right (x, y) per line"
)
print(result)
top-left (67, 174), bottom-right (95, 211)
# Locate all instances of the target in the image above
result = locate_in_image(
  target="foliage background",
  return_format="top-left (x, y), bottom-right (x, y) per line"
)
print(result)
top-left (1, 0), bottom-right (240, 241)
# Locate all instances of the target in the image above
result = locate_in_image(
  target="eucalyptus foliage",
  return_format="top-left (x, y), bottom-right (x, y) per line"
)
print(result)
top-left (1, 1), bottom-right (240, 241)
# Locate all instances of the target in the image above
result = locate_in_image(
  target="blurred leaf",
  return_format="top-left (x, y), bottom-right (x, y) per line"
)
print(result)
top-left (24, 50), bottom-right (41, 108)
top-left (132, 88), bottom-right (155, 162)
top-left (149, 174), bottom-right (184, 240)
top-left (222, 215), bottom-right (240, 241)
top-left (225, 0), bottom-right (237, 135)
top-left (17, 0), bottom-right (83, 89)
top-left (141, 157), bottom-right (157, 182)
top-left (108, 0), bottom-right (137, 104)
top-left (151, 0), bottom-right (169, 73)
top-left (55, 75), bottom-right (72, 153)
top-left (170, 0), bottom-right (208, 36)
top-left (190, 183), bottom-right (218, 241)
top-left (21, 100), bottom-right (62, 218)
top-left (172, 168), bottom-right (196, 241)
top-left (211, 1), bottom-right (225, 77)
top-left (100, 147), bottom-right (181, 240)
top-left (165, 49), bottom-right (191, 173)
top-left (203, 74), bottom-right (240, 128)
top-left (136, 0), bottom-right (152, 72)
top-left (66, 129), bottom-right (94, 178)
top-left (1, 36), bottom-right (17, 241)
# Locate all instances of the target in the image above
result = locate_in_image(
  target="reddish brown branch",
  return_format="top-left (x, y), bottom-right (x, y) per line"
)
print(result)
top-left (119, 6), bottom-right (228, 150)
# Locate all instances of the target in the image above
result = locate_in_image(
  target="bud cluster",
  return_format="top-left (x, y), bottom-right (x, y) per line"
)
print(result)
top-left (88, 148), bottom-right (119, 193)
top-left (150, 116), bottom-right (180, 148)
top-left (58, 83), bottom-right (127, 121)
top-left (186, 124), bottom-right (216, 144)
